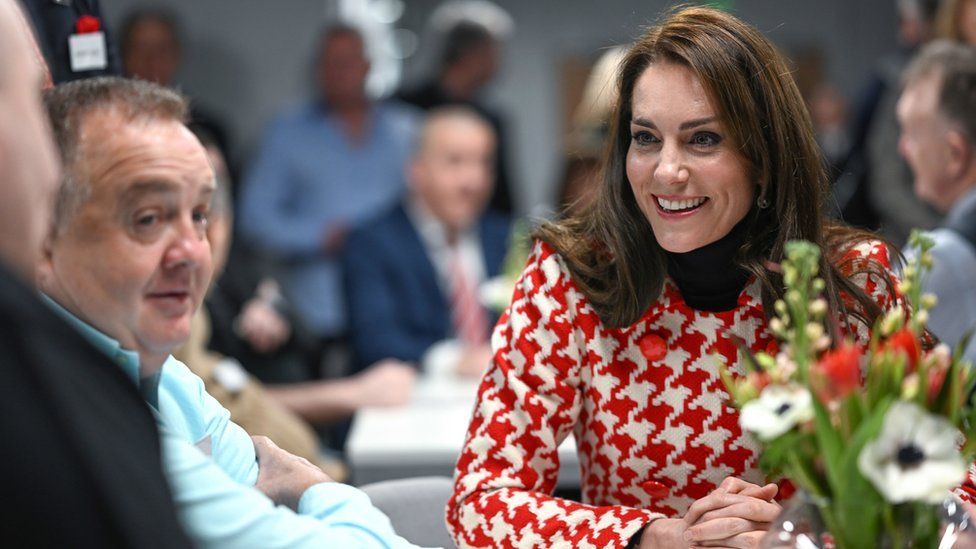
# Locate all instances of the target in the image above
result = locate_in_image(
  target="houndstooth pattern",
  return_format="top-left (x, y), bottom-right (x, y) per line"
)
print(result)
top-left (447, 240), bottom-right (897, 548)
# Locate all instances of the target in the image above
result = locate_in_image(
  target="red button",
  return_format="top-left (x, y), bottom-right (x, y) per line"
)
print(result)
top-left (641, 480), bottom-right (670, 499)
top-left (639, 333), bottom-right (667, 362)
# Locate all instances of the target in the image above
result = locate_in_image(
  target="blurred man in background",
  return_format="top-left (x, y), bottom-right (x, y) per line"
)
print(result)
top-left (344, 107), bottom-right (510, 378)
top-left (241, 24), bottom-right (418, 381)
top-left (399, 1), bottom-right (515, 214)
top-left (897, 40), bottom-right (976, 364)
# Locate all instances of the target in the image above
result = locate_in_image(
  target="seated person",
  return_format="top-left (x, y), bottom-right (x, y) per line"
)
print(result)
top-left (897, 41), bottom-right (976, 364)
top-left (0, 3), bottom-right (191, 546)
top-left (179, 132), bottom-right (413, 466)
top-left (38, 75), bottom-right (417, 548)
top-left (344, 106), bottom-right (510, 377)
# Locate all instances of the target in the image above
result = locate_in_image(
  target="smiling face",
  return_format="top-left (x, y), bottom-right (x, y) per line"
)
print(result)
top-left (39, 111), bottom-right (214, 371)
top-left (625, 62), bottom-right (754, 253)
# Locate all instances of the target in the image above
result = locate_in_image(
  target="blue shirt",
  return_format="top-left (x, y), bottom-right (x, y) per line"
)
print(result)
top-left (44, 296), bottom-right (419, 548)
top-left (240, 100), bottom-right (419, 336)
top-left (907, 187), bottom-right (976, 365)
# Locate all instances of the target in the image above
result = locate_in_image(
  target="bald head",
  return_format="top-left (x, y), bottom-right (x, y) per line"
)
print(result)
top-left (0, 0), bottom-right (61, 281)
top-left (410, 107), bottom-right (496, 232)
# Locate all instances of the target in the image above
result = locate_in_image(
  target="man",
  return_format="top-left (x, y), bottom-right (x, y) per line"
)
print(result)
top-left (344, 107), bottom-right (510, 377)
top-left (897, 40), bottom-right (976, 364)
top-left (854, 0), bottom-right (944, 244)
top-left (38, 76), bottom-right (416, 548)
top-left (0, 2), bottom-right (191, 547)
top-left (241, 24), bottom-right (418, 369)
top-left (398, 3), bottom-right (516, 214)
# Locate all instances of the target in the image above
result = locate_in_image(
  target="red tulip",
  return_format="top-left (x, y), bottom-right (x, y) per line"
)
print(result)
top-left (814, 344), bottom-right (863, 401)
top-left (885, 328), bottom-right (922, 373)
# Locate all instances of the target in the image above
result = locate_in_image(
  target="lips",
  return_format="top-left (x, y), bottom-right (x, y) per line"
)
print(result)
top-left (654, 195), bottom-right (709, 217)
top-left (145, 289), bottom-right (192, 314)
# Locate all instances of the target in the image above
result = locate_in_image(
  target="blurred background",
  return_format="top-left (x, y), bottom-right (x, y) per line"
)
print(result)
top-left (98, 0), bottom-right (899, 218)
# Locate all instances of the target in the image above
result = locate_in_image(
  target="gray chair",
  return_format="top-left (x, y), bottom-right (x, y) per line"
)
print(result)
top-left (360, 476), bottom-right (455, 548)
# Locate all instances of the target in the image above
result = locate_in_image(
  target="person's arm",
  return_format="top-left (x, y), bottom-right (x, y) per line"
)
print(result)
top-left (160, 426), bottom-right (417, 548)
top-left (159, 357), bottom-right (261, 485)
top-left (265, 360), bottom-right (416, 423)
top-left (446, 242), bottom-right (661, 548)
top-left (238, 116), bottom-right (332, 260)
top-left (343, 229), bottom-right (436, 366)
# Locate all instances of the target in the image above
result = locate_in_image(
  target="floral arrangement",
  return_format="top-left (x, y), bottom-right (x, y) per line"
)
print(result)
top-left (720, 232), bottom-right (976, 548)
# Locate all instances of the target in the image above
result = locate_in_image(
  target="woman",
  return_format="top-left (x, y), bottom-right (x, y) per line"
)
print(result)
top-left (446, 7), bottom-right (897, 549)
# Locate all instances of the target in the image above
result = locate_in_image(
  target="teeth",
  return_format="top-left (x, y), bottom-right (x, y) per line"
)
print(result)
top-left (656, 196), bottom-right (706, 212)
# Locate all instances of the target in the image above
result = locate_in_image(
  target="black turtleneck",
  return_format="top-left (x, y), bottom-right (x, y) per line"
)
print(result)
top-left (665, 217), bottom-right (751, 312)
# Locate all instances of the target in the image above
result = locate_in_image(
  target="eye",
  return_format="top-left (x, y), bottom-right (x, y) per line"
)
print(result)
top-left (631, 130), bottom-right (658, 147)
top-left (691, 131), bottom-right (722, 148)
top-left (135, 212), bottom-right (158, 227)
top-left (193, 208), bottom-right (209, 227)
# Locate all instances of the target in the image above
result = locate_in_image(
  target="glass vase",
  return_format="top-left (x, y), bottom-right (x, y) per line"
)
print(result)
top-left (761, 493), bottom-right (976, 548)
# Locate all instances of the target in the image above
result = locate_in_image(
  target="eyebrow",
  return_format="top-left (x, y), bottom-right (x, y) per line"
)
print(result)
top-left (119, 180), bottom-right (180, 204)
top-left (631, 116), bottom-right (718, 131)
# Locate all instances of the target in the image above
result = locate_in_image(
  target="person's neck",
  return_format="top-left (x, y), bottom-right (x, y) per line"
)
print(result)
top-left (665, 218), bottom-right (751, 312)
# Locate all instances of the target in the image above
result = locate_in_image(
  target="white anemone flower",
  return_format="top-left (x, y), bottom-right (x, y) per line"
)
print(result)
top-left (858, 401), bottom-right (967, 504)
top-left (739, 385), bottom-right (814, 441)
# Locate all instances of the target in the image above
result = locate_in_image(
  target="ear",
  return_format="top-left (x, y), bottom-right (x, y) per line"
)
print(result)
top-left (946, 129), bottom-right (972, 181)
top-left (34, 230), bottom-right (58, 291)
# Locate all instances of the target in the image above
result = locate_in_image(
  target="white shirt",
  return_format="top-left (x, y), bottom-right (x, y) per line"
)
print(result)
top-left (404, 197), bottom-right (487, 376)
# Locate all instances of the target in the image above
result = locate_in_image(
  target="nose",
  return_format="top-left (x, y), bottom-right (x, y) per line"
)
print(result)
top-left (162, 216), bottom-right (208, 271)
top-left (654, 141), bottom-right (688, 186)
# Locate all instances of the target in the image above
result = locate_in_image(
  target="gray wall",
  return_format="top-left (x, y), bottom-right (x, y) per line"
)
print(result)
top-left (102, 0), bottom-right (899, 216)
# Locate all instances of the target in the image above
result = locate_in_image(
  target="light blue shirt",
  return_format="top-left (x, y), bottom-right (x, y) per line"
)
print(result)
top-left (240, 100), bottom-right (419, 336)
top-left (44, 296), bottom-right (419, 548)
top-left (904, 187), bottom-right (976, 365)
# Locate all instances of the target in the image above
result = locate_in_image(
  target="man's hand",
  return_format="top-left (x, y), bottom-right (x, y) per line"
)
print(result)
top-left (236, 298), bottom-right (291, 353)
top-left (352, 359), bottom-right (417, 407)
top-left (455, 344), bottom-right (492, 378)
top-left (252, 435), bottom-right (331, 511)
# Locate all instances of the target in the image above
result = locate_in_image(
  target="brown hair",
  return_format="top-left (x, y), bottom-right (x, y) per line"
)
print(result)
top-left (536, 6), bottom-right (889, 329)
top-left (43, 76), bottom-right (188, 232)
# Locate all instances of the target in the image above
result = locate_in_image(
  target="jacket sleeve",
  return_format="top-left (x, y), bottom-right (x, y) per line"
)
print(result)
top-left (446, 242), bottom-right (660, 548)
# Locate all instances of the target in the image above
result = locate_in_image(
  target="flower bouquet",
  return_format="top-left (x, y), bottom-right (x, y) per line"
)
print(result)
top-left (720, 233), bottom-right (976, 548)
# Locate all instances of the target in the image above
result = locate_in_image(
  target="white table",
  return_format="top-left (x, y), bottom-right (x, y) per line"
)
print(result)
top-left (347, 375), bottom-right (580, 487)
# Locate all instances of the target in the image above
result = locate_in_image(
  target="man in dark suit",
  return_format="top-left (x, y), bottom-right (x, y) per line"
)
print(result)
top-left (0, 2), bottom-right (190, 546)
top-left (344, 106), bottom-right (510, 378)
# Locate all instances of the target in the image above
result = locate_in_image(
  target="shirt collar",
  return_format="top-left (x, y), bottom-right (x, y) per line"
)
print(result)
top-left (947, 186), bottom-right (976, 226)
top-left (40, 294), bottom-right (161, 405)
top-left (405, 195), bottom-right (478, 249)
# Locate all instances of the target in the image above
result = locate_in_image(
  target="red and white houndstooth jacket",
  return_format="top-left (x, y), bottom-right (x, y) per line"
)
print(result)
top-left (447, 239), bottom-right (907, 548)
